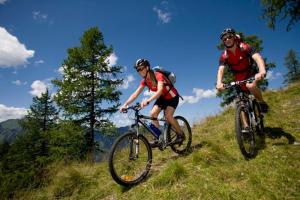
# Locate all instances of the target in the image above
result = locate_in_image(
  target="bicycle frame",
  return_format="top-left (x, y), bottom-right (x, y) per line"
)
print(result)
top-left (125, 104), bottom-right (177, 150)
top-left (132, 108), bottom-right (171, 145)
top-left (225, 77), bottom-right (261, 132)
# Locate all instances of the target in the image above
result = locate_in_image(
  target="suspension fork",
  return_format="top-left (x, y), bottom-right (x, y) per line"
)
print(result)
top-left (237, 100), bottom-right (250, 129)
top-left (129, 116), bottom-right (140, 160)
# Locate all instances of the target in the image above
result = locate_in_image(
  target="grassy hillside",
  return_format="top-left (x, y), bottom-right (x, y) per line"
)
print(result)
top-left (14, 82), bottom-right (300, 200)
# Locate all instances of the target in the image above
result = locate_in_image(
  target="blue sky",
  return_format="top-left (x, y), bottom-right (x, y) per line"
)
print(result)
top-left (0, 0), bottom-right (299, 126)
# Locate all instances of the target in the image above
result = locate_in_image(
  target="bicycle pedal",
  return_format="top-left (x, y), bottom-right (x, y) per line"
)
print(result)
top-left (158, 145), bottom-right (164, 151)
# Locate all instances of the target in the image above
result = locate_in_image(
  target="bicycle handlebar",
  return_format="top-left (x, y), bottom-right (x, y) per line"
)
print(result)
top-left (122, 103), bottom-right (141, 113)
top-left (223, 77), bottom-right (255, 89)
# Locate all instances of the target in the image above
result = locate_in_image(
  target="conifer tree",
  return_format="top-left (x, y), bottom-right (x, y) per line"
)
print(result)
top-left (23, 89), bottom-right (58, 131)
top-left (21, 89), bottom-right (58, 157)
top-left (52, 27), bottom-right (122, 158)
top-left (284, 49), bottom-right (300, 84)
top-left (0, 90), bottom-right (58, 198)
top-left (261, 0), bottom-right (300, 31)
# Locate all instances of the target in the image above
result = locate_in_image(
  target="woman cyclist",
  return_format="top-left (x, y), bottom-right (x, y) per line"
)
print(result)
top-left (119, 58), bottom-right (184, 147)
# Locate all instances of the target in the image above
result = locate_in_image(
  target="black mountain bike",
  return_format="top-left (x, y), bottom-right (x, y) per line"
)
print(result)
top-left (108, 103), bottom-right (192, 186)
top-left (224, 77), bottom-right (264, 159)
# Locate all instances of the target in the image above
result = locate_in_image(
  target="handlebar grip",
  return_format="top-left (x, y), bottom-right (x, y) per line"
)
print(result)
top-left (223, 84), bottom-right (230, 89)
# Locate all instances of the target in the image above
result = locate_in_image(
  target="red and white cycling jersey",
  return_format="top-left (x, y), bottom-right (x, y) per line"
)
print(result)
top-left (219, 42), bottom-right (257, 90)
top-left (140, 71), bottom-right (178, 100)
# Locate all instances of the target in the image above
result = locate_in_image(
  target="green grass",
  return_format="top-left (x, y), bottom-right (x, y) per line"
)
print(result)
top-left (14, 81), bottom-right (300, 200)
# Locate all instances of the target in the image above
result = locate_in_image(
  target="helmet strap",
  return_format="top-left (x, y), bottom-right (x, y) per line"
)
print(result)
top-left (143, 67), bottom-right (149, 79)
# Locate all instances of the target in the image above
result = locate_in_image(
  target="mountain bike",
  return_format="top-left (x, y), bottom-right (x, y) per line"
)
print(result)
top-left (108, 103), bottom-right (192, 186)
top-left (224, 77), bottom-right (264, 159)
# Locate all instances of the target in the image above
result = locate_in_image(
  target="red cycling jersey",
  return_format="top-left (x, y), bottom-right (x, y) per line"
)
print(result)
top-left (219, 42), bottom-right (257, 90)
top-left (140, 71), bottom-right (178, 100)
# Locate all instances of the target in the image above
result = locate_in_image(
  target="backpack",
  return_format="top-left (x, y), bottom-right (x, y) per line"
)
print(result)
top-left (144, 66), bottom-right (183, 99)
top-left (152, 66), bottom-right (176, 85)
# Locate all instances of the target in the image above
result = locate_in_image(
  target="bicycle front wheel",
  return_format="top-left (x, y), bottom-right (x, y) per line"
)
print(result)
top-left (167, 116), bottom-right (192, 154)
top-left (235, 105), bottom-right (256, 159)
top-left (108, 131), bottom-right (152, 186)
top-left (253, 100), bottom-right (264, 136)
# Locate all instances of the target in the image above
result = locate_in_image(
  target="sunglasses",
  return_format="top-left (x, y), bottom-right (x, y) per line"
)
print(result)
top-left (222, 35), bottom-right (234, 42)
top-left (136, 66), bottom-right (145, 72)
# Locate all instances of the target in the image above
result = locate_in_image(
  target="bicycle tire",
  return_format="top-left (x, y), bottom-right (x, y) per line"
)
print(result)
top-left (167, 116), bottom-right (192, 154)
top-left (108, 131), bottom-right (152, 186)
top-left (235, 104), bottom-right (256, 159)
top-left (252, 100), bottom-right (264, 136)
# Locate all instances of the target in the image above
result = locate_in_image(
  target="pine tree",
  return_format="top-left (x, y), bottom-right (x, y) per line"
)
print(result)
top-left (261, 0), bottom-right (300, 31)
top-left (0, 90), bottom-right (58, 198)
top-left (21, 89), bottom-right (58, 158)
top-left (52, 27), bottom-right (122, 159)
top-left (217, 33), bottom-right (276, 106)
top-left (0, 140), bottom-right (10, 158)
top-left (23, 89), bottom-right (58, 131)
top-left (284, 49), bottom-right (300, 84)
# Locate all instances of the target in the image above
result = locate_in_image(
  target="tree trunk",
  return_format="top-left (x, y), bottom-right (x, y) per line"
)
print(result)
top-left (87, 71), bottom-right (95, 162)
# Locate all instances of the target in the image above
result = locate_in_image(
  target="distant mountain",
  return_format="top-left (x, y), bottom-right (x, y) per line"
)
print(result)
top-left (0, 119), bottom-right (23, 144)
top-left (94, 126), bottom-right (129, 161)
top-left (0, 119), bottom-right (129, 149)
top-left (0, 118), bottom-right (129, 161)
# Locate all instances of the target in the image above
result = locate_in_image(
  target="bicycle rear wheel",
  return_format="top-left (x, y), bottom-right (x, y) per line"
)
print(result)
top-left (167, 116), bottom-right (192, 154)
top-left (108, 131), bottom-right (152, 186)
top-left (235, 105), bottom-right (256, 159)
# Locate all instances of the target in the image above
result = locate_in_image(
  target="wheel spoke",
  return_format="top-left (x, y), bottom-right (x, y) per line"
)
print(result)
top-left (236, 105), bottom-right (256, 159)
top-left (168, 116), bottom-right (192, 154)
top-left (109, 133), bottom-right (152, 186)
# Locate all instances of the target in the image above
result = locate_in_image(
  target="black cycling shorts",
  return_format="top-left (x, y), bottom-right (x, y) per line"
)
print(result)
top-left (154, 95), bottom-right (179, 110)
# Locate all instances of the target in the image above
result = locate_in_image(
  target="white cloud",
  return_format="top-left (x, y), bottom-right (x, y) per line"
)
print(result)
top-left (266, 70), bottom-right (282, 80)
top-left (0, 0), bottom-right (8, 5)
top-left (33, 11), bottom-right (48, 21)
top-left (12, 80), bottom-right (27, 86)
top-left (180, 88), bottom-right (216, 105)
top-left (12, 80), bottom-right (22, 86)
top-left (0, 27), bottom-right (35, 68)
top-left (121, 66), bottom-right (128, 72)
top-left (29, 80), bottom-right (51, 97)
top-left (0, 104), bottom-right (28, 122)
top-left (153, 2), bottom-right (172, 24)
top-left (111, 113), bottom-right (133, 127)
top-left (105, 52), bottom-right (118, 67)
top-left (57, 66), bottom-right (64, 75)
top-left (34, 59), bottom-right (44, 65)
top-left (120, 75), bottom-right (135, 89)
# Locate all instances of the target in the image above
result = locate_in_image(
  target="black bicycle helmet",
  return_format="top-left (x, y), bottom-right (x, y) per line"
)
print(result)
top-left (134, 58), bottom-right (150, 69)
top-left (220, 28), bottom-right (236, 40)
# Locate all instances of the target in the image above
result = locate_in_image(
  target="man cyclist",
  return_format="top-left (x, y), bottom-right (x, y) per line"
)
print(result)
top-left (120, 59), bottom-right (185, 147)
top-left (216, 28), bottom-right (269, 131)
